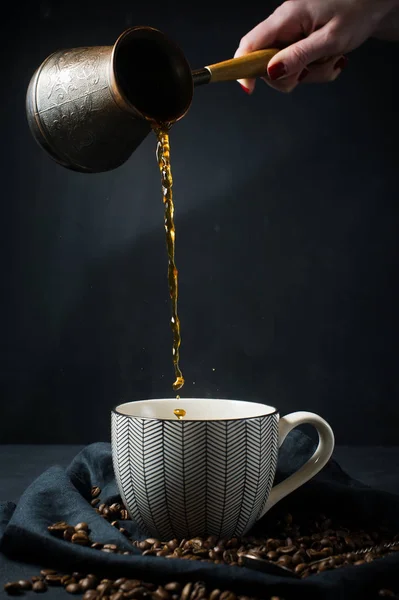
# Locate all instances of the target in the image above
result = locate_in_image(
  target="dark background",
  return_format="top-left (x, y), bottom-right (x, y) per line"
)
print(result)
top-left (1, 1), bottom-right (398, 444)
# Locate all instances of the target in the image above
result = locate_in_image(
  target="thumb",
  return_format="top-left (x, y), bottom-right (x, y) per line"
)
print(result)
top-left (267, 25), bottom-right (338, 80)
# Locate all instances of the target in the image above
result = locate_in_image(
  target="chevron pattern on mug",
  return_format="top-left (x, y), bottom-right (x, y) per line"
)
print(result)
top-left (111, 399), bottom-right (278, 539)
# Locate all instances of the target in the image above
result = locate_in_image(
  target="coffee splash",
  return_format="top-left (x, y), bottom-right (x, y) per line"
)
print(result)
top-left (173, 408), bottom-right (186, 420)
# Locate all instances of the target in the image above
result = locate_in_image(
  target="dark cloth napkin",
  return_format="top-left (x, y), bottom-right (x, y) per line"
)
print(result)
top-left (1, 432), bottom-right (399, 600)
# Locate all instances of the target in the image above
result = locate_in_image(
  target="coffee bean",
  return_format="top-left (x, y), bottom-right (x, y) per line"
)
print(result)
top-left (4, 582), bottom-right (22, 595)
top-left (138, 541), bottom-right (151, 551)
top-left (164, 583), bottom-right (181, 593)
top-left (91, 486), bottom-right (101, 498)
top-left (83, 591), bottom-right (99, 600)
top-left (111, 520), bottom-right (120, 528)
top-left (266, 550), bottom-right (278, 560)
top-left (110, 503), bottom-right (122, 514)
top-left (80, 578), bottom-right (97, 591)
top-left (32, 581), bottom-right (47, 593)
top-left (47, 522), bottom-right (69, 536)
top-left (72, 573), bottom-right (85, 581)
top-left (277, 555), bottom-right (292, 567)
top-left (277, 545), bottom-right (296, 554)
top-left (71, 531), bottom-right (90, 545)
top-left (62, 576), bottom-right (77, 586)
top-left (220, 593), bottom-right (236, 600)
top-left (292, 551), bottom-right (306, 565)
top-left (162, 540), bottom-right (175, 552)
top-left (120, 509), bottom-right (129, 520)
top-left (31, 577), bottom-right (44, 583)
top-left (120, 581), bottom-right (141, 592)
top-left (64, 526), bottom-right (76, 541)
top-left (142, 549), bottom-right (157, 556)
top-left (223, 550), bottom-right (234, 562)
top-left (66, 583), bottom-right (82, 594)
top-left (75, 522), bottom-right (89, 532)
top-left (91, 542), bottom-right (103, 549)
top-left (91, 498), bottom-right (100, 507)
top-left (209, 591), bottom-right (221, 600)
top-left (295, 563), bottom-right (308, 574)
top-left (45, 574), bottom-right (63, 585)
top-left (266, 539), bottom-right (280, 550)
top-left (153, 587), bottom-right (170, 599)
top-left (110, 594), bottom-right (124, 600)
top-left (306, 548), bottom-right (324, 559)
top-left (40, 569), bottom-right (57, 576)
top-left (362, 552), bottom-right (374, 563)
top-left (103, 544), bottom-right (118, 551)
top-left (181, 583), bottom-right (193, 600)
top-left (18, 580), bottom-right (32, 590)
top-left (124, 587), bottom-right (149, 599)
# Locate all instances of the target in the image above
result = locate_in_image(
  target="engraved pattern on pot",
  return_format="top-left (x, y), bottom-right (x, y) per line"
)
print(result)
top-left (43, 48), bottom-right (105, 151)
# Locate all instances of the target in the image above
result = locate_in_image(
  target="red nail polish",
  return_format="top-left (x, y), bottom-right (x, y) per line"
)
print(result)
top-left (334, 56), bottom-right (348, 70)
top-left (239, 83), bottom-right (251, 94)
top-left (298, 68), bottom-right (309, 82)
top-left (268, 62), bottom-right (287, 81)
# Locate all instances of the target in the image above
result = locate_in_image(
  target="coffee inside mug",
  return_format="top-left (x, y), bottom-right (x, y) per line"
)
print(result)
top-left (114, 398), bottom-right (277, 420)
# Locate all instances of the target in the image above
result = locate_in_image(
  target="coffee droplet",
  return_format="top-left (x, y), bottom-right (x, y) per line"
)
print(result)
top-left (173, 408), bottom-right (186, 420)
top-left (173, 376), bottom-right (184, 391)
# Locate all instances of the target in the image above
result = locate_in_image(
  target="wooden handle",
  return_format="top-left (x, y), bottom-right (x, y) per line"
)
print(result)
top-left (205, 49), bottom-right (280, 83)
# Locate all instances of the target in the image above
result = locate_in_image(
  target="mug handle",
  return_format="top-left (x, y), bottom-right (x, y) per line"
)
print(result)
top-left (260, 411), bottom-right (335, 518)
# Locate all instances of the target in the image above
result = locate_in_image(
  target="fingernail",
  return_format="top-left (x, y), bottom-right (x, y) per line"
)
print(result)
top-left (239, 83), bottom-right (251, 94)
top-left (268, 62), bottom-right (287, 81)
top-left (334, 56), bottom-right (348, 70)
top-left (298, 68), bottom-right (309, 82)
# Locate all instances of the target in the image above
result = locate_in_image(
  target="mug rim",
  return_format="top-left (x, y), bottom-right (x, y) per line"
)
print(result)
top-left (112, 398), bottom-right (279, 422)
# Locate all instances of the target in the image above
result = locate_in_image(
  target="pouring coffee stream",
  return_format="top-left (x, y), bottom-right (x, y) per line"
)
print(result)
top-left (26, 26), bottom-right (278, 398)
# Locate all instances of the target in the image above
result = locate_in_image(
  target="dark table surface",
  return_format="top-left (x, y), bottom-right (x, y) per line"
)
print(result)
top-left (1, 445), bottom-right (399, 598)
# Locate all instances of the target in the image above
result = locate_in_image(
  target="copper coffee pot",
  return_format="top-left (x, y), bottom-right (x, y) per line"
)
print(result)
top-left (26, 26), bottom-right (278, 173)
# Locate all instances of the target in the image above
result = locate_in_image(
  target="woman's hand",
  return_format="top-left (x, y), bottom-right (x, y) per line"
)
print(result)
top-left (235, 0), bottom-right (399, 93)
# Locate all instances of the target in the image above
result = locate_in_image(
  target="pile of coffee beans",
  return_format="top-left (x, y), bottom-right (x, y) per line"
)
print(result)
top-left (4, 573), bottom-right (282, 600)
top-left (3, 485), bottom-right (399, 598)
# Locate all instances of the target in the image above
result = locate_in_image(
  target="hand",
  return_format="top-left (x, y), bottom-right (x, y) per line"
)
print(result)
top-left (235, 0), bottom-right (398, 93)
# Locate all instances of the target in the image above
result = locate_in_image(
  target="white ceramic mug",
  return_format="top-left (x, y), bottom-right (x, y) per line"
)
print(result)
top-left (111, 399), bottom-right (334, 540)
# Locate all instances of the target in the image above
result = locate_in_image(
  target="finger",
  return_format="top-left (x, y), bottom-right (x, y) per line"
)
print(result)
top-left (233, 45), bottom-right (257, 94)
top-left (262, 54), bottom-right (348, 92)
top-left (300, 55), bottom-right (348, 84)
top-left (261, 73), bottom-right (301, 94)
top-left (234, 2), bottom-right (301, 93)
top-left (267, 24), bottom-right (341, 81)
